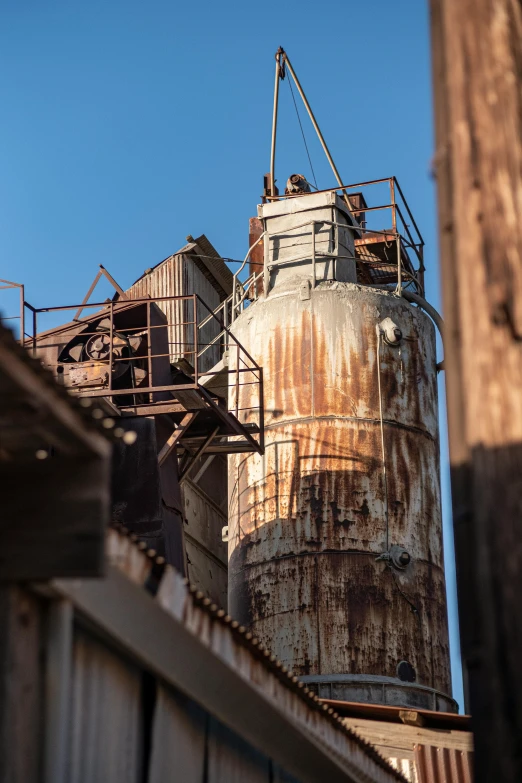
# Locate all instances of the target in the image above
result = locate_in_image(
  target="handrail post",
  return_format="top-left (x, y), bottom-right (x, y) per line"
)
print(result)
top-left (193, 295), bottom-right (198, 386)
top-left (263, 224), bottom-right (270, 297)
top-left (311, 221), bottom-right (316, 287)
top-left (109, 301), bottom-right (114, 400)
top-left (396, 235), bottom-right (402, 294)
top-left (19, 285), bottom-right (25, 345)
top-left (146, 301), bottom-right (152, 403)
top-left (390, 178), bottom-right (397, 232)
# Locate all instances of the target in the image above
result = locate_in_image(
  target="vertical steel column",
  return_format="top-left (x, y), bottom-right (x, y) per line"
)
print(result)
top-left (193, 296), bottom-right (198, 386)
top-left (146, 301), bottom-right (152, 402)
top-left (235, 344), bottom-right (240, 419)
top-left (396, 235), bottom-right (402, 294)
top-left (390, 178), bottom-right (397, 232)
top-left (311, 222), bottom-right (316, 287)
top-left (19, 285), bottom-right (25, 345)
top-left (109, 301), bottom-right (114, 400)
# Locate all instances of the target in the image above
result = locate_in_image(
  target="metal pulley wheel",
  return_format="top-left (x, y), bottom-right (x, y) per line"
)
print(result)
top-left (85, 331), bottom-right (130, 379)
top-left (85, 332), bottom-right (113, 360)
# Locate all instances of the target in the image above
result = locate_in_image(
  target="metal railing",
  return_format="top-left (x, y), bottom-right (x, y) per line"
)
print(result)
top-left (24, 293), bottom-right (263, 450)
top-left (0, 279), bottom-right (25, 341)
top-left (210, 176), bottom-right (426, 326)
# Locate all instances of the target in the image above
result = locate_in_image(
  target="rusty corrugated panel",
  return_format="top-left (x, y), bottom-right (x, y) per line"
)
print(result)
top-left (248, 217), bottom-right (264, 297)
top-left (228, 282), bottom-right (451, 704)
top-left (106, 525), bottom-right (408, 783)
top-left (414, 744), bottom-right (473, 783)
top-left (126, 253), bottom-right (223, 371)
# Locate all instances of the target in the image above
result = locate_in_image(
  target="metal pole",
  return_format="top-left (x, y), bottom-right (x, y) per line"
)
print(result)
top-left (109, 301), bottom-right (114, 400)
top-left (270, 50), bottom-right (283, 198)
top-left (146, 301), bottom-right (152, 403)
top-left (311, 222), bottom-right (316, 287)
top-left (283, 52), bottom-right (352, 214)
top-left (193, 296), bottom-right (198, 386)
top-left (396, 235), bottom-right (402, 294)
top-left (19, 284), bottom-right (25, 345)
top-left (390, 178), bottom-right (397, 232)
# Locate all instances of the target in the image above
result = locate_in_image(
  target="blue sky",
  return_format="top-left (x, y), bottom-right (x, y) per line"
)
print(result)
top-left (0, 0), bottom-right (463, 708)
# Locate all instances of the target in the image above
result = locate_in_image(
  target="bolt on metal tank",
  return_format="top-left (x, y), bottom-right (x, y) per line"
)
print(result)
top-left (228, 186), bottom-right (455, 712)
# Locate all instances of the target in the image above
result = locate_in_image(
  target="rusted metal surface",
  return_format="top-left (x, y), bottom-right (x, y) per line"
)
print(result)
top-left (127, 245), bottom-right (229, 373)
top-left (414, 745), bottom-right (473, 783)
top-left (182, 477), bottom-right (228, 608)
top-left (62, 525), bottom-right (409, 783)
top-left (248, 217), bottom-right (264, 298)
top-left (228, 281), bottom-right (452, 706)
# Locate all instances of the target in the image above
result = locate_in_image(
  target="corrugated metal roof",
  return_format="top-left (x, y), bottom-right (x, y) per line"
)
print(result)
top-left (414, 744), bottom-right (473, 783)
top-left (105, 522), bottom-right (409, 783)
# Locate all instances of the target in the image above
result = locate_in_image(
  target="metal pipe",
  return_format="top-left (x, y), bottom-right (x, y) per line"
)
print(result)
top-left (146, 301), bottom-right (152, 403)
top-left (266, 176), bottom-right (394, 199)
top-left (270, 51), bottom-right (283, 198)
top-left (375, 327), bottom-right (390, 551)
top-left (401, 290), bottom-right (444, 345)
top-left (396, 235), bottom-right (402, 295)
top-left (19, 284), bottom-right (25, 345)
top-left (311, 221), bottom-right (316, 287)
top-left (193, 296), bottom-right (198, 386)
top-left (390, 178), bottom-right (397, 232)
top-left (109, 301), bottom-right (114, 399)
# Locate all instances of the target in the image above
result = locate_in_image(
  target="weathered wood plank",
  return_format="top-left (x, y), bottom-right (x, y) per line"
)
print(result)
top-left (430, 1), bottom-right (522, 780)
top-left (0, 587), bottom-right (43, 783)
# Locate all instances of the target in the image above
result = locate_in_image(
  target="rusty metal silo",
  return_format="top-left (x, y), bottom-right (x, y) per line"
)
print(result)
top-left (228, 187), bottom-right (455, 712)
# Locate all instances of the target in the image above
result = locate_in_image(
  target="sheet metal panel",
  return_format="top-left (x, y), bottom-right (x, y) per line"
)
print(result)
top-left (414, 744), bottom-right (473, 783)
top-left (67, 631), bottom-right (141, 783)
top-left (66, 541), bottom-right (407, 783)
top-left (148, 685), bottom-right (206, 783)
top-left (127, 254), bottom-right (223, 372)
top-left (183, 478), bottom-right (227, 607)
top-left (207, 716), bottom-right (271, 783)
top-left (229, 283), bottom-right (451, 699)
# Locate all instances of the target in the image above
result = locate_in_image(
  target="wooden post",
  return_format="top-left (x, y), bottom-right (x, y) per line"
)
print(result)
top-left (430, 1), bottom-right (522, 781)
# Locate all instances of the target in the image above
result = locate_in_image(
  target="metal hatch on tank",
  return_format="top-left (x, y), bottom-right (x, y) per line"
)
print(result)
top-left (227, 46), bottom-right (455, 713)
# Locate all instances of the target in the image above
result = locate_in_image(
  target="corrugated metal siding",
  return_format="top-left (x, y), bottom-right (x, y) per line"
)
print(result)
top-left (149, 685), bottom-right (301, 783)
top-left (127, 254), bottom-right (223, 372)
top-left (389, 758), bottom-right (417, 783)
top-left (148, 685), bottom-right (206, 783)
top-left (207, 717), bottom-right (271, 782)
top-left (414, 745), bottom-right (473, 783)
top-left (183, 478), bottom-right (227, 608)
top-left (67, 631), bottom-right (142, 783)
